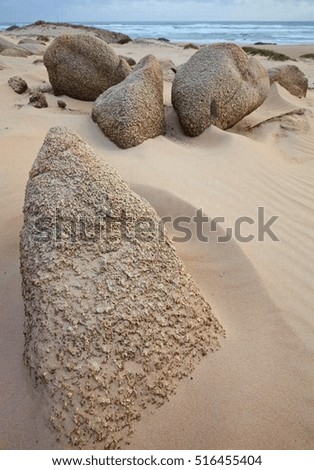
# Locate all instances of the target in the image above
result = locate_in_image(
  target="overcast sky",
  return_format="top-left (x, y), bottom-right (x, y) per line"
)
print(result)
top-left (2, 0), bottom-right (314, 23)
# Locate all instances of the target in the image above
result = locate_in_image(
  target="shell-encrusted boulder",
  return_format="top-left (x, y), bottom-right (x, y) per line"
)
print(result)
top-left (172, 42), bottom-right (270, 136)
top-left (43, 34), bottom-right (131, 101)
top-left (20, 127), bottom-right (223, 449)
top-left (92, 55), bottom-right (165, 148)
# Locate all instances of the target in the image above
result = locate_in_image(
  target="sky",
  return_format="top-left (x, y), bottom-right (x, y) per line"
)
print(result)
top-left (1, 0), bottom-right (314, 23)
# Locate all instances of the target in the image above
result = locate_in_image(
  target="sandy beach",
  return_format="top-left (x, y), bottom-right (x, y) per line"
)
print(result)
top-left (0, 23), bottom-right (314, 450)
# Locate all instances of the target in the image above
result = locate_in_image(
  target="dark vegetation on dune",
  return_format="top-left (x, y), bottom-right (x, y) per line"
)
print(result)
top-left (6, 25), bottom-right (19, 31)
top-left (243, 46), bottom-right (294, 62)
top-left (183, 43), bottom-right (200, 50)
top-left (254, 42), bottom-right (277, 46)
top-left (300, 53), bottom-right (314, 60)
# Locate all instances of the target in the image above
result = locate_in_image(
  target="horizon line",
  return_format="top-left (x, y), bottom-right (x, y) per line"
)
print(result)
top-left (2, 19), bottom-right (314, 24)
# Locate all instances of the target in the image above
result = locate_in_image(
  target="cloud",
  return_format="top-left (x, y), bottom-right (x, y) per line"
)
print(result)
top-left (1, 0), bottom-right (314, 22)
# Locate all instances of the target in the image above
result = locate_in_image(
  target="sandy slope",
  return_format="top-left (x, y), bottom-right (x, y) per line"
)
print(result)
top-left (0, 33), bottom-right (314, 449)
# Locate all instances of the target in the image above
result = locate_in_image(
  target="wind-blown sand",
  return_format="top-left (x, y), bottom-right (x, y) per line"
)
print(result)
top-left (0, 27), bottom-right (314, 449)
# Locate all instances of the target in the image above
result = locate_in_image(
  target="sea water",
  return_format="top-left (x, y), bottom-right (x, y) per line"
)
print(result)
top-left (1, 21), bottom-right (314, 44)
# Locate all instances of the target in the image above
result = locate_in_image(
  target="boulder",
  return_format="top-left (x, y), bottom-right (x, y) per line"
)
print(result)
top-left (29, 91), bottom-right (48, 108)
top-left (20, 126), bottom-right (223, 448)
top-left (92, 55), bottom-right (165, 148)
top-left (43, 34), bottom-right (131, 101)
top-left (8, 76), bottom-right (28, 94)
top-left (172, 42), bottom-right (270, 136)
top-left (268, 65), bottom-right (308, 98)
top-left (0, 37), bottom-right (32, 56)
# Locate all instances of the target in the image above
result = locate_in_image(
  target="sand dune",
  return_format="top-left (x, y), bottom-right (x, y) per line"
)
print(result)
top-left (0, 34), bottom-right (313, 449)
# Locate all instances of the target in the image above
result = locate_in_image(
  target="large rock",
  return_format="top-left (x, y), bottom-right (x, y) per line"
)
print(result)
top-left (172, 42), bottom-right (270, 136)
top-left (268, 65), bottom-right (308, 98)
top-left (20, 127), bottom-right (223, 448)
top-left (92, 55), bottom-right (165, 148)
top-left (43, 34), bottom-right (131, 101)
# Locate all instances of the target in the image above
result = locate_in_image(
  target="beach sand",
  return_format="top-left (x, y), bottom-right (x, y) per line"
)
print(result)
top-left (0, 26), bottom-right (314, 449)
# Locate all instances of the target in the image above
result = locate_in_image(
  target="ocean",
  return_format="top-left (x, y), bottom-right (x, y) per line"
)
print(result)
top-left (1, 21), bottom-right (314, 44)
